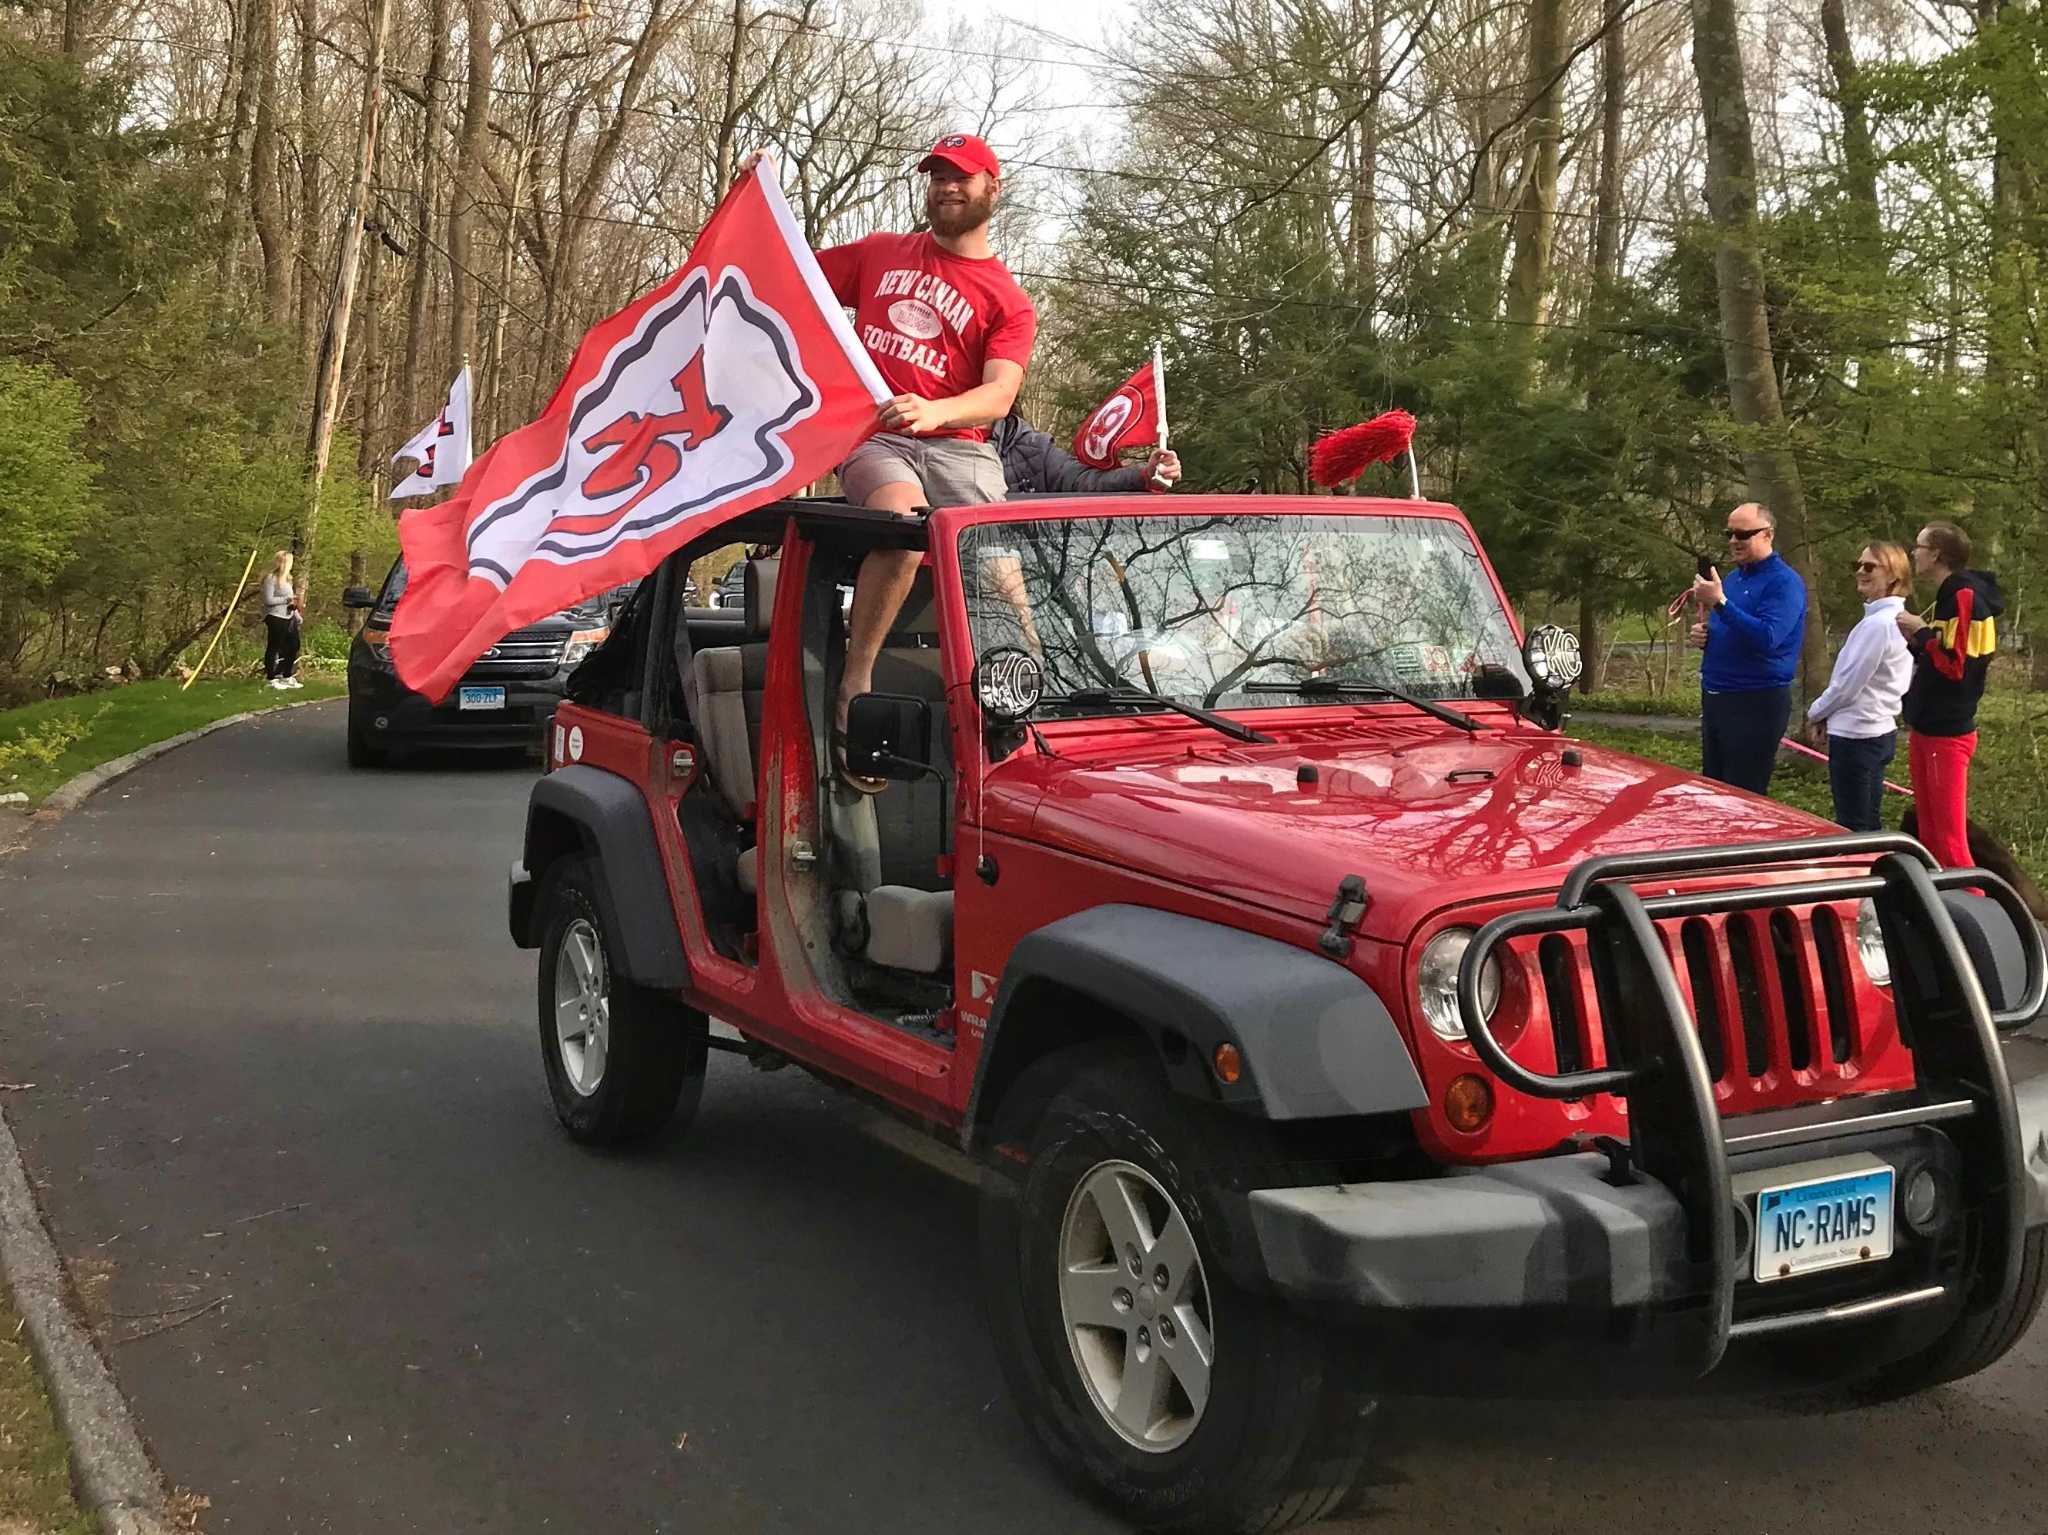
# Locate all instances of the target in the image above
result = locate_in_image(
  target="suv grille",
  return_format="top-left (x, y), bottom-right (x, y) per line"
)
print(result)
top-left (1523, 903), bottom-right (1910, 1114)
top-left (461, 623), bottom-right (567, 681)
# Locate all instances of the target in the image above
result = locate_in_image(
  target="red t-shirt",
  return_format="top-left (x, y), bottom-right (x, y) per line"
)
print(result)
top-left (815, 232), bottom-right (1036, 442)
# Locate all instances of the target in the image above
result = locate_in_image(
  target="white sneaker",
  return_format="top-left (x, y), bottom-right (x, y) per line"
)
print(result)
top-left (268, 678), bottom-right (288, 690)
top-left (284, 677), bottom-right (304, 689)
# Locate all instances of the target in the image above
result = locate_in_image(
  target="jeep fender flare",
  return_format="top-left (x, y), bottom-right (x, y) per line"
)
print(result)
top-left (962, 904), bottom-right (1426, 1151)
top-left (508, 765), bottom-right (689, 991)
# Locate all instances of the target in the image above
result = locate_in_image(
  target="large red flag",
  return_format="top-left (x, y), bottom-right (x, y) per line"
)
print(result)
top-left (1071, 359), bottom-right (1162, 470)
top-left (390, 163), bottom-right (888, 701)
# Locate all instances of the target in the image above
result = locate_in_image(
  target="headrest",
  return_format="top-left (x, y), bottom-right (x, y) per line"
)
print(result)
top-left (743, 557), bottom-right (779, 637)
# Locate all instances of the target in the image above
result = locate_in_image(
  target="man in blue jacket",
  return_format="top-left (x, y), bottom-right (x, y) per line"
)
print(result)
top-left (1687, 502), bottom-right (1807, 792)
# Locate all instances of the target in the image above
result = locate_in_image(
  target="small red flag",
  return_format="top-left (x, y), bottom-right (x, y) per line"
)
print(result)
top-left (1071, 361), bottom-right (1162, 470)
top-left (390, 164), bottom-right (889, 702)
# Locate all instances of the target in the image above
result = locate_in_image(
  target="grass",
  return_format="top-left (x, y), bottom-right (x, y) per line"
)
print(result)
top-left (0, 1289), bottom-right (96, 1535)
top-left (0, 674), bottom-right (343, 807)
top-left (1569, 690), bottom-right (2048, 889)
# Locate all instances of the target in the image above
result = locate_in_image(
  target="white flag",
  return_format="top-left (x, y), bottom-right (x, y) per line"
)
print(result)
top-left (390, 366), bottom-right (474, 499)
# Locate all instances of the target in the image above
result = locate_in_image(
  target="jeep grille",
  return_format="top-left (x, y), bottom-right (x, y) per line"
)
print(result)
top-left (1522, 903), bottom-right (1910, 1112)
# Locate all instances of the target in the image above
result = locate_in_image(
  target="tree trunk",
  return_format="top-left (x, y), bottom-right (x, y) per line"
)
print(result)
top-left (299, 0), bottom-right (394, 615)
top-left (251, 0), bottom-right (289, 324)
top-left (1578, 587), bottom-right (1608, 695)
top-left (1689, 0), bottom-right (1826, 699)
top-left (1503, 0), bottom-right (1566, 337)
top-left (61, 0), bottom-right (84, 57)
top-left (402, 0), bottom-right (449, 433)
top-left (713, 0), bottom-right (749, 193)
top-left (1592, 0), bottom-right (1627, 287)
top-left (447, 0), bottom-right (494, 375)
top-left (297, 0), bottom-right (324, 366)
top-left (352, 181), bottom-right (386, 633)
top-left (1353, 0), bottom-right (1382, 323)
top-left (1818, 0), bottom-right (1880, 223)
top-left (217, 0), bottom-right (260, 293)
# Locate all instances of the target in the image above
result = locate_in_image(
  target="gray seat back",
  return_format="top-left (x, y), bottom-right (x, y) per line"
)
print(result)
top-left (690, 556), bottom-right (777, 819)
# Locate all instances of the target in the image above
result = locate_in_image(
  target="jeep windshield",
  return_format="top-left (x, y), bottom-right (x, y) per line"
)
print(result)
top-left (957, 512), bottom-right (1532, 713)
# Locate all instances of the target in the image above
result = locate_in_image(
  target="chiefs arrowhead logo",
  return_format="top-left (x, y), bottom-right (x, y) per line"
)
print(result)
top-left (463, 266), bottom-right (821, 587)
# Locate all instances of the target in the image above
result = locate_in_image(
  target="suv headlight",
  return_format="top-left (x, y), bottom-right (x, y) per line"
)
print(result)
top-left (1856, 898), bottom-right (1891, 987)
top-left (1418, 927), bottom-right (1501, 1042)
top-left (561, 627), bottom-right (608, 667)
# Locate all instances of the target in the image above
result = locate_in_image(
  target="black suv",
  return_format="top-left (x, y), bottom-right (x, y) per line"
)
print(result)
top-left (341, 559), bottom-right (628, 767)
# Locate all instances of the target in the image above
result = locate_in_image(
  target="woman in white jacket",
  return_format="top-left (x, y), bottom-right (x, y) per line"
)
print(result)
top-left (1806, 542), bottom-right (1912, 831)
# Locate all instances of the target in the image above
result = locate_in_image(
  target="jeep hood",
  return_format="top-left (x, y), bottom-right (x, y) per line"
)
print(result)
top-left (1017, 728), bottom-right (1838, 941)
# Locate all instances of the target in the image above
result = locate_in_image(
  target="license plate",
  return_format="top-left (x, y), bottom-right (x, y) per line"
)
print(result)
top-left (1754, 1166), bottom-right (1894, 1283)
top-left (456, 686), bottom-right (506, 711)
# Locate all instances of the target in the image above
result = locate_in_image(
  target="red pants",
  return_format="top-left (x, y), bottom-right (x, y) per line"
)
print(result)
top-left (1909, 730), bottom-right (1977, 868)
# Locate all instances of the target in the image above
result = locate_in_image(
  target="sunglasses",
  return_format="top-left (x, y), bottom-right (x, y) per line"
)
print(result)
top-left (1725, 527), bottom-right (1767, 541)
top-left (1854, 560), bottom-right (1880, 573)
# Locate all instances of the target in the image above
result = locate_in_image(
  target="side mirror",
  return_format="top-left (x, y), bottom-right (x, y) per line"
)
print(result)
top-left (341, 585), bottom-right (377, 610)
top-left (844, 693), bottom-right (932, 782)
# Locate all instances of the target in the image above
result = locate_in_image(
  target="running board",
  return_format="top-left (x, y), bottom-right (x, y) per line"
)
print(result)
top-left (1721, 1092), bottom-right (1976, 1155)
top-left (1729, 1284), bottom-right (1950, 1339)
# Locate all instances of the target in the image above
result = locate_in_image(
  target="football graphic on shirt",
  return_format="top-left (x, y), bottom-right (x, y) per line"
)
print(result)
top-left (888, 298), bottom-right (943, 340)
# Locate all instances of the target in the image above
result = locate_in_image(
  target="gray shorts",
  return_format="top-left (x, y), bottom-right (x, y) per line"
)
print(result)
top-left (839, 433), bottom-right (1008, 509)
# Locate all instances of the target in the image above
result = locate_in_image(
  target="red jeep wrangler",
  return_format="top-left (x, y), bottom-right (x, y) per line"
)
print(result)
top-left (508, 494), bottom-right (2048, 1532)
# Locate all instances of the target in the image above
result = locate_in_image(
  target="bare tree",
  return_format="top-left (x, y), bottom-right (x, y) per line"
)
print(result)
top-left (1689, 0), bottom-right (1825, 695)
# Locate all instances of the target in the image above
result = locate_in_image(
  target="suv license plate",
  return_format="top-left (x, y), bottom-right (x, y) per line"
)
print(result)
top-left (1754, 1166), bottom-right (1894, 1283)
top-left (457, 686), bottom-right (506, 711)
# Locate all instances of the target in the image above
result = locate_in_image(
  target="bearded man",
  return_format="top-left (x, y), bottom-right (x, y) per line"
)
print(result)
top-left (741, 134), bottom-right (1036, 790)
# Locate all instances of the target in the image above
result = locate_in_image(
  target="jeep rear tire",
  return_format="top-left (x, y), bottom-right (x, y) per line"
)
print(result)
top-left (536, 855), bottom-right (706, 1146)
top-left (980, 1044), bottom-right (1374, 1533)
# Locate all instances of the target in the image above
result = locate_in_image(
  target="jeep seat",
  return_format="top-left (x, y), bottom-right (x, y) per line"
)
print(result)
top-left (867, 571), bottom-right (952, 892)
top-left (692, 557), bottom-right (776, 821)
top-left (862, 886), bottom-right (953, 974)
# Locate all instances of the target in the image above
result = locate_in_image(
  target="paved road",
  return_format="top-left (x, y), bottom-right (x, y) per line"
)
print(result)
top-left (2, 702), bottom-right (2046, 1533)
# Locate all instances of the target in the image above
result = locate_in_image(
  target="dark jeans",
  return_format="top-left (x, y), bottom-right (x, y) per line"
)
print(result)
top-left (263, 614), bottom-right (301, 680)
top-left (1827, 730), bottom-right (1896, 832)
top-left (1700, 686), bottom-right (1791, 794)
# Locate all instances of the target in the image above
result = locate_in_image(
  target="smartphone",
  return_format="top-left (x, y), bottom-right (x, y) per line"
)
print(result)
top-left (1695, 555), bottom-right (1714, 579)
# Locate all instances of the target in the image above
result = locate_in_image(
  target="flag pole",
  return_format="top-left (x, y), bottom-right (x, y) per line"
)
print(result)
top-left (182, 544), bottom-right (263, 690)
top-left (1149, 338), bottom-right (1171, 488)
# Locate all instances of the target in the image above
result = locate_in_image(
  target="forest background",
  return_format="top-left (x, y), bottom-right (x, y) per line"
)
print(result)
top-left (1, 0), bottom-right (2042, 714)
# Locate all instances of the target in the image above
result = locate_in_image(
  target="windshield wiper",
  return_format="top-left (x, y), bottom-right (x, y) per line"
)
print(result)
top-left (1048, 689), bottom-right (1273, 745)
top-left (1258, 679), bottom-right (1481, 734)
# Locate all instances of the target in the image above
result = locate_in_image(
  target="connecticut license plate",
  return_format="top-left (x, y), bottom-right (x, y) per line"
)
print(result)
top-left (456, 686), bottom-right (506, 711)
top-left (1754, 1165), bottom-right (1894, 1283)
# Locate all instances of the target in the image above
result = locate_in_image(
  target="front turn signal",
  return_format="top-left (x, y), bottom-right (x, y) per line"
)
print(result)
top-left (1443, 1074), bottom-right (1494, 1134)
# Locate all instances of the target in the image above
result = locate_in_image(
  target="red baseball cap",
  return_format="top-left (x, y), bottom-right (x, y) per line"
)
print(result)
top-left (918, 132), bottom-right (1000, 178)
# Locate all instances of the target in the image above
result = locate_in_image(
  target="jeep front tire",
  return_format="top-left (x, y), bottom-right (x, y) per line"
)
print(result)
top-left (980, 1044), bottom-right (1373, 1533)
top-left (536, 855), bottom-right (707, 1146)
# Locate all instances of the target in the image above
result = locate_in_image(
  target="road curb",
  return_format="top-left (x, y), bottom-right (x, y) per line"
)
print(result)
top-left (0, 1108), bottom-right (173, 1535)
top-left (35, 695), bottom-right (336, 820)
top-left (3, 693), bottom-right (336, 1532)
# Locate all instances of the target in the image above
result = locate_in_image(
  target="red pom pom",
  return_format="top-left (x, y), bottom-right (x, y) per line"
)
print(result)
top-left (1309, 410), bottom-right (1417, 488)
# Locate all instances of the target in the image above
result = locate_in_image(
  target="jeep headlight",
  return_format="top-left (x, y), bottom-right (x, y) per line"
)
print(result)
top-left (1856, 898), bottom-right (1891, 987)
top-left (1418, 927), bottom-right (1500, 1042)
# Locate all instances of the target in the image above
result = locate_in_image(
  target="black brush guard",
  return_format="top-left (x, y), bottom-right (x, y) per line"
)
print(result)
top-left (1457, 834), bottom-right (2047, 1376)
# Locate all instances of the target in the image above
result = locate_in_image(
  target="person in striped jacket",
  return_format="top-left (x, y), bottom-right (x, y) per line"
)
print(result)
top-left (1897, 521), bottom-right (2004, 868)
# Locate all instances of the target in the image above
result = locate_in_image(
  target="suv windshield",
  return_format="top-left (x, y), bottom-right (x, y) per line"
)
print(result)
top-left (957, 513), bottom-right (1531, 711)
